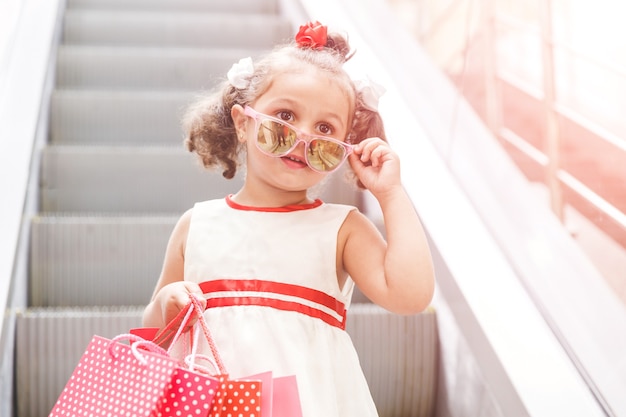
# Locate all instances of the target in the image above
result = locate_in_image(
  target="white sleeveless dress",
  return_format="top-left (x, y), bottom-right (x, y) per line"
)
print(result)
top-left (183, 196), bottom-right (379, 416)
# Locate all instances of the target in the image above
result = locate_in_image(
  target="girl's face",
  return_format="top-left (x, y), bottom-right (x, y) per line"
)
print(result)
top-left (236, 67), bottom-right (354, 196)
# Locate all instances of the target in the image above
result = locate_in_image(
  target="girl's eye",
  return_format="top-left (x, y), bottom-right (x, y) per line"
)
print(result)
top-left (276, 111), bottom-right (294, 122)
top-left (317, 123), bottom-right (333, 136)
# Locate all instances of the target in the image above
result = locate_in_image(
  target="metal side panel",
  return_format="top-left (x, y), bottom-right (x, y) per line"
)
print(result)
top-left (40, 145), bottom-right (244, 213)
top-left (30, 215), bottom-right (177, 307)
top-left (15, 307), bottom-right (144, 417)
top-left (346, 304), bottom-right (438, 417)
top-left (62, 10), bottom-right (292, 49)
top-left (50, 90), bottom-right (192, 145)
top-left (55, 46), bottom-right (264, 90)
top-left (66, 0), bottom-right (281, 14)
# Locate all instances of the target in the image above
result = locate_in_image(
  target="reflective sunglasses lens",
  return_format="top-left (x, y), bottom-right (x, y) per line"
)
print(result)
top-left (257, 120), bottom-right (297, 155)
top-left (307, 139), bottom-right (347, 171)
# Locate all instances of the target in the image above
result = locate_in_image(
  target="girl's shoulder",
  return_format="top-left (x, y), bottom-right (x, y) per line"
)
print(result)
top-left (192, 197), bottom-right (228, 210)
top-left (319, 201), bottom-right (358, 212)
top-left (187, 197), bottom-right (230, 218)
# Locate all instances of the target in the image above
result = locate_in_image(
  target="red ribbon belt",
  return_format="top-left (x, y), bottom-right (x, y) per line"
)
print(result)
top-left (199, 279), bottom-right (347, 330)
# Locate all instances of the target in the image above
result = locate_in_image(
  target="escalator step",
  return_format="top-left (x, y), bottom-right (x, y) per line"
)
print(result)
top-left (63, 10), bottom-right (291, 49)
top-left (50, 90), bottom-right (191, 145)
top-left (40, 145), bottom-right (243, 213)
top-left (347, 304), bottom-right (438, 417)
top-left (30, 216), bottom-right (177, 307)
top-left (66, 0), bottom-right (281, 14)
top-left (56, 45), bottom-right (263, 90)
top-left (15, 307), bottom-right (145, 417)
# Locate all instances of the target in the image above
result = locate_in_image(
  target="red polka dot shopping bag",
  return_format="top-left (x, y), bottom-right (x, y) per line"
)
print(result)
top-left (208, 374), bottom-right (263, 417)
top-left (155, 363), bottom-right (220, 417)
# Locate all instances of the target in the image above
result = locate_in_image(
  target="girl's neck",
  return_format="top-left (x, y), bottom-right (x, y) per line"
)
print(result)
top-left (230, 187), bottom-right (315, 209)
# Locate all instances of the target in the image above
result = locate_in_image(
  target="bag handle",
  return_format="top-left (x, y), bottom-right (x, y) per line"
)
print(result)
top-left (166, 299), bottom-right (197, 354)
top-left (187, 294), bottom-right (227, 374)
top-left (185, 353), bottom-right (220, 375)
top-left (150, 293), bottom-right (227, 374)
top-left (184, 329), bottom-right (220, 374)
top-left (149, 303), bottom-right (192, 347)
top-left (108, 334), bottom-right (169, 365)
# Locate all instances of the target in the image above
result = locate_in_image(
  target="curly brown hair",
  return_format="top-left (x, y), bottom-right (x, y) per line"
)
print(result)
top-left (182, 31), bottom-right (387, 187)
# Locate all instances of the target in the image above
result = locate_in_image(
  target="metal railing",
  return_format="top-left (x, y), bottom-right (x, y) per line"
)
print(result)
top-left (0, 1), bottom-right (65, 416)
top-left (494, 5), bottom-right (626, 245)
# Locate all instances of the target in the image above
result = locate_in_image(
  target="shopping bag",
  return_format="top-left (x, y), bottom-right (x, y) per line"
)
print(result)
top-left (244, 372), bottom-right (303, 417)
top-left (49, 334), bottom-right (179, 417)
top-left (272, 374), bottom-right (302, 417)
top-left (207, 374), bottom-right (263, 417)
top-left (155, 365), bottom-right (220, 417)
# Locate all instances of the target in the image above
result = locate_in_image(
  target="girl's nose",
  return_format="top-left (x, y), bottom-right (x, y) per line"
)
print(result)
top-left (293, 139), bottom-right (307, 154)
top-left (294, 122), bottom-right (315, 138)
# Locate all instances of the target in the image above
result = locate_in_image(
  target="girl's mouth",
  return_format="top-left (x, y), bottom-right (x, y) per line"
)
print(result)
top-left (281, 154), bottom-right (307, 169)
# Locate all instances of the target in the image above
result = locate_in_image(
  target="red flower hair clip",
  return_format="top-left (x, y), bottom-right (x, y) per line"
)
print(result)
top-left (295, 21), bottom-right (328, 49)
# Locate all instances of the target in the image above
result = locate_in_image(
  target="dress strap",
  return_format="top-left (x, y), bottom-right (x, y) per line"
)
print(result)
top-left (199, 279), bottom-right (347, 330)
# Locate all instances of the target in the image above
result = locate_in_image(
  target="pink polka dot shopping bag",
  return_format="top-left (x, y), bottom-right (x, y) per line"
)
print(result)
top-left (48, 333), bottom-right (219, 417)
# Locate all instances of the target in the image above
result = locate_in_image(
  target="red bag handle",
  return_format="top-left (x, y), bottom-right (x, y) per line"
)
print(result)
top-left (148, 294), bottom-right (227, 374)
top-left (130, 294), bottom-right (227, 374)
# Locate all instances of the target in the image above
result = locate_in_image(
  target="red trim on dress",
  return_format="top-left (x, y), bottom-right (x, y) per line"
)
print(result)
top-left (199, 279), bottom-right (347, 330)
top-left (225, 195), bottom-right (323, 212)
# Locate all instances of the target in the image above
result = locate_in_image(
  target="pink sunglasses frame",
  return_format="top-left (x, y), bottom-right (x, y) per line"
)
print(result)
top-left (244, 106), bottom-right (354, 173)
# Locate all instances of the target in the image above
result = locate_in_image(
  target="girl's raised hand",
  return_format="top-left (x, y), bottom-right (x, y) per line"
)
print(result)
top-left (348, 137), bottom-right (402, 197)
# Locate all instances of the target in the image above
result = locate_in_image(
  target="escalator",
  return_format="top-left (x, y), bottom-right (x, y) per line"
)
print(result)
top-left (6, 1), bottom-right (438, 416)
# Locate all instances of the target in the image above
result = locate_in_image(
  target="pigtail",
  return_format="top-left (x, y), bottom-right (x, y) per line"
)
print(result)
top-left (346, 91), bottom-right (389, 189)
top-left (182, 82), bottom-right (243, 179)
top-left (350, 102), bottom-right (387, 144)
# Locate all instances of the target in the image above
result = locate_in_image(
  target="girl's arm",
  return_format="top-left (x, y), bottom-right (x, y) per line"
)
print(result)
top-left (142, 209), bottom-right (206, 328)
top-left (341, 138), bottom-right (435, 314)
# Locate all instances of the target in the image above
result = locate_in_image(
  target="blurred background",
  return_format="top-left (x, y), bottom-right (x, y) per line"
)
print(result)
top-left (388, 0), bottom-right (626, 303)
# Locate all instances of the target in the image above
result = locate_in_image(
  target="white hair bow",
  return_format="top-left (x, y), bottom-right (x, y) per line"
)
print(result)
top-left (355, 77), bottom-right (386, 112)
top-left (227, 57), bottom-right (254, 89)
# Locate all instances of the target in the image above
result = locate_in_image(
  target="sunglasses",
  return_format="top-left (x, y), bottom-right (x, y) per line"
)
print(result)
top-left (244, 106), bottom-right (354, 173)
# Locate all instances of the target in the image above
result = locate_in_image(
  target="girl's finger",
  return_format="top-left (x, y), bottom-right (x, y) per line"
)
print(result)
top-left (357, 140), bottom-right (376, 162)
top-left (370, 149), bottom-right (382, 167)
top-left (359, 140), bottom-right (388, 165)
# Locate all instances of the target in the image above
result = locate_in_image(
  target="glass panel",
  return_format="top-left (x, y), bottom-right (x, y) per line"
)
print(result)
top-left (386, 0), bottom-right (626, 303)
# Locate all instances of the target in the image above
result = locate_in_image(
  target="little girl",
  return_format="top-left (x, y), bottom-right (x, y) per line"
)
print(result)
top-left (143, 21), bottom-right (435, 416)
